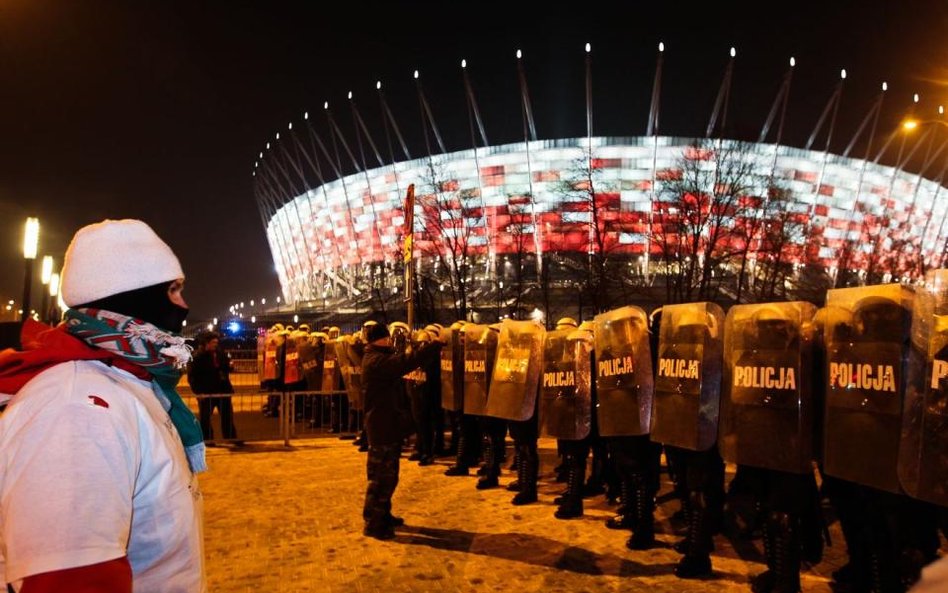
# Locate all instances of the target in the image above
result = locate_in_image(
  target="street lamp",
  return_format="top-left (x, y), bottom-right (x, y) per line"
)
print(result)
top-left (48, 272), bottom-right (60, 324)
top-left (40, 256), bottom-right (53, 324)
top-left (21, 218), bottom-right (39, 322)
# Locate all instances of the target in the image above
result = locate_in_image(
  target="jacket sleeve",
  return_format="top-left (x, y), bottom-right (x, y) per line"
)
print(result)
top-left (373, 342), bottom-right (444, 379)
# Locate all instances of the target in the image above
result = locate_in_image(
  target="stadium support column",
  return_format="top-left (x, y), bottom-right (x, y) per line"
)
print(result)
top-left (644, 41), bottom-right (665, 284)
top-left (516, 49), bottom-right (542, 282)
top-left (461, 59), bottom-right (494, 282)
top-left (705, 47), bottom-right (735, 139)
top-left (837, 82), bottom-right (886, 287)
top-left (585, 43), bottom-right (594, 268)
top-left (804, 69), bottom-right (846, 264)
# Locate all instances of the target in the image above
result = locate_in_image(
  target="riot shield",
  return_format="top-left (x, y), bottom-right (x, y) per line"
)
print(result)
top-left (439, 327), bottom-right (465, 411)
top-left (462, 324), bottom-right (496, 416)
top-left (539, 328), bottom-right (593, 440)
top-left (283, 333), bottom-right (306, 389)
top-left (650, 302), bottom-right (725, 451)
top-left (594, 306), bottom-right (653, 437)
top-left (261, 333), bottom-right (285, 389)
top-left (256, 333), bottom-right (266, 383)
top-left (321, 341), bottom-right (340, 392)
top-left (822, 285), bottom-right (910, 494)
top-left (337, 337), bottom-right (365, 411)
top-left (298, 338), bottom-right (322, 391)
top-left (719, 301), bottom-right (817, 474)
top-left (899, 270), bottom-right (948, 506)
top-left (486, 320), bottom-right (545, 421)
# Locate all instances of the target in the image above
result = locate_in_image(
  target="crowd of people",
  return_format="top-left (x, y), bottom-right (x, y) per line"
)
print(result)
top-left (343, 290), bottom-right (948, 593)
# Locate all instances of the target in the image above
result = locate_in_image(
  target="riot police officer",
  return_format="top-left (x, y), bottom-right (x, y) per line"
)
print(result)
top-left (650, 303), bottom-right (726, 578)
top-left (594, 306), bottom-right (659, 549)
top-left (720, 302), bottom-right (820, 593)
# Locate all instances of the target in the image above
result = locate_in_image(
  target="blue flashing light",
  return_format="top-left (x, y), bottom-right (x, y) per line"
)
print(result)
top-left (227, 321), bottom-right (242, 334)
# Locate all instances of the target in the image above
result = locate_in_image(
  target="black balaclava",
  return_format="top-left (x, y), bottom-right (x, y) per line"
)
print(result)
top-left (76, 281), bottom-right (189, 333)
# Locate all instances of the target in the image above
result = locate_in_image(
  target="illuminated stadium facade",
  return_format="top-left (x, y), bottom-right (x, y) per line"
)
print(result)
top-left (252, 50), bottom-right (948, 314)
top-left (259, 136), bottom-right (947, 304)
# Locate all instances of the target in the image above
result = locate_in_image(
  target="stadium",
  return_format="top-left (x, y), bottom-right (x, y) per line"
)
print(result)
top-left (252, 51), bottom-right (948, 321)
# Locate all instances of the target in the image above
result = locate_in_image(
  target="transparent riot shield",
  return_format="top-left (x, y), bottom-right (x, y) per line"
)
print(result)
top-left (900, 270), bottom-right (948, 506)
top-left (486, 320), bottom-right (545, 421)
top-left (594, 306), bottom-right (653, 437)
top-left (320, 341), bottom-right (340, 392)
top-left (539, 328), bottom-right (593, 440)
top-left (463, 324), bottom-right (496, 416)
top-left (650, 302), bottom-right (725, 451)
top-left (823, 285), bottom-right (911, 494)
top-left (261, 333), bottom-right (284, 388)
top-left (283, 334), bottom-right (304, 388)
top-left (338, 337), bottom-right (364, 411)
top-left (256, 333), bottom-right (266, 384)
top-left (440, 328), bottom-right (465, 411)
top-left (719, 301), bottom-right (817, 474)
top-left (298, 339), bottom-right (322, 391)
top-left (404, 335), bottom-right (430, 402)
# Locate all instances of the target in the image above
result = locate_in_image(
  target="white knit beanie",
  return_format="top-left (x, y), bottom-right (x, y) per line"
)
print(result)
top-left (61, 219), bottom-right (184, 307)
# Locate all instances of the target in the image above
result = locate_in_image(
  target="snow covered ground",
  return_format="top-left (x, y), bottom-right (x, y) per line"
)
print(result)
top-left (197, 436), bottom-right (871, 592)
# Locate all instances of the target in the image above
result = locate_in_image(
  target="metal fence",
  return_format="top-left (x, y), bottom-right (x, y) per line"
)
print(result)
top-left (179, 349), bottom-right (362, 446)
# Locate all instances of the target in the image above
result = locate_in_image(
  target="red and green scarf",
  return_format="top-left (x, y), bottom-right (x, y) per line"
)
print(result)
top-left (0, 309), bottom-right (206, 473)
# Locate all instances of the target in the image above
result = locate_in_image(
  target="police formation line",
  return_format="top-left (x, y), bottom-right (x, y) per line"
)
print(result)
top-left (256, 273), bottom-right (948, 593)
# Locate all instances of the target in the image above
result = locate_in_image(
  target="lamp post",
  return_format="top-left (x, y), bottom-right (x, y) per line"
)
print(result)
top-left (21, 218), bottom-right (39, 323)
top-left (40, 255), bottom-right (53, 325)
top-left (48, 272), bottom-right (60, 324)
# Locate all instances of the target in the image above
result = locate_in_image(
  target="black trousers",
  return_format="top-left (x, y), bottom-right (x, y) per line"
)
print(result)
top-left (363, 443), bottom-right (401, 529)
top-left (198, 396), bottom-right (237, 440)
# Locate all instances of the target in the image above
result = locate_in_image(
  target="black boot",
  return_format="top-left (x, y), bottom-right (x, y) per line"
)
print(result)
top-left (770, 511), bottom-right (801, 593)
top-left (675, 491), bottom-right (713, 578)
top-left (625, 475), bottom-right (656, 550)
top-left (476, 435), bottom-right (499, 489)
top-left (750, 512), bottom-right (777, 593)
top-left (554, 455), bottom-right (585, 519)
top-left (444, 432), bottom-right (470, 476)
top-left (606, 480), bottom-right (635, 530)
top-left (507, 445), bottom-right (522, 491)
top-left (512, 447), bottom-right (538, 505)
top-left (584, 454), bottom-right (606, 497)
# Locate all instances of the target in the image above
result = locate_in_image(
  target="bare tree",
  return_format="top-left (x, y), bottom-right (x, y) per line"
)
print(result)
top-left (415, 159), bottom-right (485, 321)
top-left (655, 140), bottom-right (757, 303)
top-left (553, 148), bottom-right (626, 315)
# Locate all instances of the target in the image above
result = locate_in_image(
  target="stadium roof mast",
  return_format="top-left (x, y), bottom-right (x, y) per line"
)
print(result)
top-left (279, 120), bottom-right (335, 293)
top-left (252, 160), bottom-right (294, 304)
top-left (835, 81), bottom-right (888, 287)
top-left (460, 59), bottom-right (495, 282)
top-left (705, 47), bottom-right (736, 139)
top-left (308, 104), bottom-right (366, 275)
top-left (585, 42), bottom-right (595, 265)
top-left (900, 106), bottom-right (948, 265)
top-left (376, 80), bottom-right (412, 162)
top-left (324, 98), bottom-right (387, 267)
top-left (295, 111), bottom-right (348, 271)
top-left (805, 68), bottom-right (848, 241)
top-left (516, 49), bottom-right (543, 280)
top-left (256, 137), bottom-right (312, 302)
top-left (644, 41), bottom-right (665, 284)
top-left (270, 129), bottom-right (322, 301)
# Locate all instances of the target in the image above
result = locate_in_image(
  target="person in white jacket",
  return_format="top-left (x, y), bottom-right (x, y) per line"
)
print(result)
top-left (0, 219), bottom-right (206, 593)
top-left (909, 556), bottom-right (948, 593)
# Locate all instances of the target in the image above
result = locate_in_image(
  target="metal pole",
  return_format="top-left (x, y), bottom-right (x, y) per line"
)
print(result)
top-left (21, 259), bottom-right (33, 323)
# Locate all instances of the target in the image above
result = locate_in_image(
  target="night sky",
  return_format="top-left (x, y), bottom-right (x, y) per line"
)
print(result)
top-left (0, 0), bottom-right (945, 320)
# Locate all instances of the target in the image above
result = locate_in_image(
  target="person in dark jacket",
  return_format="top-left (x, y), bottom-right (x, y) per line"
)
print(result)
top-left (188, 331), bottom-right (238, 442)
top-left (361, 320), bottom-right (444, 539)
